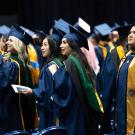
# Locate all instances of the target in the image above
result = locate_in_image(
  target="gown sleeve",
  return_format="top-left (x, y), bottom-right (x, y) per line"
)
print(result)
top-left (0, 60), bottom-right (19, 105)
top-left (32, 65), bottom-right (54, 107)
top-left (0, 61), bottom-right (18, 89)
top-left (52, 65), bottom-right (74, 108)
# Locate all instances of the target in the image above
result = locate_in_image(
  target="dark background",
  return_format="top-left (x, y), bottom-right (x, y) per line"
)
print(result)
top-left (0, 0), bottom-right (135, 33)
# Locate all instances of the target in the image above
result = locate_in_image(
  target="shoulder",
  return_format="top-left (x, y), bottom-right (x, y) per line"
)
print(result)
top-left (64, 58), bottom-right (77, 74)
top-left (7, 61), bottom-right (19, 71)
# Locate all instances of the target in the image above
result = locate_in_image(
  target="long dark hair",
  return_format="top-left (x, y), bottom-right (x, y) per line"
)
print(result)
top-left (66, 39), bottom-right (96, 86)
top-left (46, 35), bottom-right (61, 63)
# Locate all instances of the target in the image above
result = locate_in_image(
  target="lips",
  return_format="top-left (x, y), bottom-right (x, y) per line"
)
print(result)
top-left (61, 49), bottom-right (65, 54)
top-left (129, 38), bottom-right (133, 40)
top-left (42, 50), bottom-right (46, 53)
top-left (61, 48), bottom-right (65, 51)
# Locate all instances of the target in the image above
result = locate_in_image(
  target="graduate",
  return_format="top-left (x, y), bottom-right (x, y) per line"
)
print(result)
top-left (0, 25), bottom-right (10, 55)
top-left (94, 23), bottom-right (114, 68)
top-left (110, 25), bottom-right (128, 71)
top-left (0, 25), bottom-right (36, 133)
top-left (90, 23), bottom-right (116, 134)
top-left (0, 33), bottom-right (8, 54)
top-left (32, 29), bottom-right (46, 70)
top-left (48, 18), bottom-right (103, 135)
top-left (116, 24), bottom-right (135, 135)
top-left (98, 24), bottom-right (129, 134)
top-left (21, 19), bottom-right (69, 130)
top-left (20, 26), bottom-right (43, 86)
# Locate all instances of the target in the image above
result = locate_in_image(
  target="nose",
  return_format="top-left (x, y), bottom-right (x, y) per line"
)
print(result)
top-left (60, 42), bottom-right (63, 48)
top-left (41, 45), bottom-right (44, 50)
top-left (128, 33), bottom-right (133, 38)
top-left (6, 39), bottom-right (10, 44)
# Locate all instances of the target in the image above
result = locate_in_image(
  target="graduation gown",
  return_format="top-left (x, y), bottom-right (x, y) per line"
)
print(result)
top-left (32, 59), bottom-right (63, 130)
top-left (0, 54), bottom-right (35, 133)
top-left (52, 57), bottom-right (102, 135)
top-left (116, 51), bottom-right (135, 134)
top-left (0, 56), bottom-right (20, 133)
top-left (97, 52), bottom-right (117, 133)
top-left (110, 44), bottom-right (126, 71)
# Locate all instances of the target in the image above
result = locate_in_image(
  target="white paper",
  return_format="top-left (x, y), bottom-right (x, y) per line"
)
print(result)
top-left (11, 84), bottom-right (31, 93)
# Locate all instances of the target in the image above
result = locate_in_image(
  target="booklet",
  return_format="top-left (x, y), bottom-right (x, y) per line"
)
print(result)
top-left (11, 84), bottom-right (31, 93)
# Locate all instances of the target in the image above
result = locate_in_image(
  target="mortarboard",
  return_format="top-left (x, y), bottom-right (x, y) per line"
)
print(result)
top-left (111, 22), bottom-right (120, 30)
top-left (94, 23), bottom-right (112, 36)
top-left (8, 25), bottom-right (32, 45)
top-left (64, 18), bottom-right (90, 49)
top-left (0, 25), bottom-right (10, 36)
top-left (74, 17), bottom-right (91, 37)
top-left (54, 18), bottom-right (70, 35)
top-left (49, 27), bottom-right (63, 45)
top-left (123, 21), bottom-right (129, 26)
top-left (111, 23), bottom-right (135, 38)
top-left (64, 26), bottom-right (88, 49)
top-left (20, 26), bottom-right (35, 37)
top-left (49, 18), bottom-right (71, 45)
top-left (34, 29), bottom-right (46, 40)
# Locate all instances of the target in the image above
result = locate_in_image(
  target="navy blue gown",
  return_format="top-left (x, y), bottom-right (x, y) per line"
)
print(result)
top-left (0, 57), bottom-right (22, 133)
top-left (32, 63), bottom-right (56, 130)
top-left (52, 59), bottom-right (99, 135)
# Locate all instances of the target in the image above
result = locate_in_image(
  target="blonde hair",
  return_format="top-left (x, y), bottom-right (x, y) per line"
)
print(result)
top-left (8, 36), bottom-right (32, 68)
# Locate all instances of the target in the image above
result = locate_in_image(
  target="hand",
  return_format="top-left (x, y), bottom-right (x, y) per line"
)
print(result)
top-left (48, 64), bottom-right (58, 75)
top-left (21, 89), bottom-right (32, 94)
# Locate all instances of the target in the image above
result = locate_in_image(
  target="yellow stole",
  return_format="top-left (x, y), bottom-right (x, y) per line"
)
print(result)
top-left (119, 50), bottom-right (135, 134)
top-left (11, 58), bottom-right (25, 130)
top-left (27, 44), bottom-right (40, 86)
top-left (99, 41), bottom-right (115, 59)
top-left (116, 45), bottom-right (126, 60)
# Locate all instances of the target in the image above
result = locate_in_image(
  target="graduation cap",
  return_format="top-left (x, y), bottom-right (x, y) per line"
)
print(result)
top-left (123, 21), bottom-right (129, 26)
top-left (111, 23), bottom-right (135, 38)
top-left (63, 18), bottom-right (90, 49)
top-left (0, 25), bottom-right (10, 36)
top-left (34, 29), bottom-right (46, 40)
top-left (54, 18), bottom-right (70, 35)
top-left (111, 22), bottom-right (120, 30)
top-left (20, 26), bottom-right (35, 37)
top-left (94, 23), bottom-right (112, 36)
top-left (49, 18), bottom-right (71, 45)
top-left (49, 26), bottom-right (63, 45)
top-left (74, 17), bottom-right (91, 37)
top-left (64, 24), bottom-right (89, 49)
top-left (8, 25), bottom-right (32, 45)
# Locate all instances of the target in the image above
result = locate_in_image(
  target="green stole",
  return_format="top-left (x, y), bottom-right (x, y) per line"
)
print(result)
top-left (68, 55), bottom-right (103, 112)
top-left (48, 58), bottom-right (63, 68)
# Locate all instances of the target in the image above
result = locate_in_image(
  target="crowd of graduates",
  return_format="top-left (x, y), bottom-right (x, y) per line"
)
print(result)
top-left (0, 18), bottom-right (135, 135)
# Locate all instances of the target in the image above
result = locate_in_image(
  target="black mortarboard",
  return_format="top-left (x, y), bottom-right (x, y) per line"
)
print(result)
top-left (8, 25), bottom-right (32, 45)
top-left (34, 29), bottom-right (46, 40)
top-left (94, 23), bottom-right (112, 36)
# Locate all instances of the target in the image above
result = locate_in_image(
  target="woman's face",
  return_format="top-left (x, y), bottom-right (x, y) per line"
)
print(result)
top-left (60, 38), bottom-right (72, 57)
top-left (0, 36), bottom-right (6, 52)
top-left (41, 38), bottom-right (51, 58)
top-left (128, 26), bottom-right (135, 47)
top-left (6, 36), bottom-right (16, 53)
